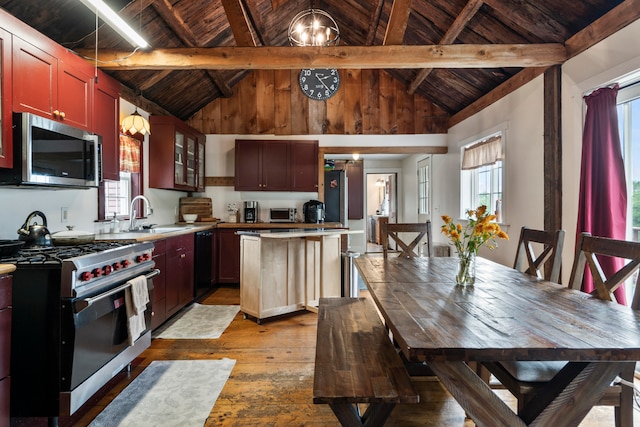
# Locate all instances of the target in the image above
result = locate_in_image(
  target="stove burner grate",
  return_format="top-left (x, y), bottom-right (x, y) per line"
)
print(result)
top-left (0, 241), bottom-right (132, 265)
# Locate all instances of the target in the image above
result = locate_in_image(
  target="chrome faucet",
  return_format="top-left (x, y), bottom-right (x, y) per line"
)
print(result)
top-left (129, 195), bottom-right (153, 231)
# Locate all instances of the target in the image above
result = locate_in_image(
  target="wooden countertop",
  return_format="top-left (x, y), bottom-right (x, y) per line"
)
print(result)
top-left (0, 264), bottom-right (17, 275)
top-left (95, 223), bottom-right (215, 242)
top-left (216, 222), bottom-right (344, 229)
top-left (238, 228), bottom-right (351, 239)
top-left (94, 222), bottom-right (344, 242)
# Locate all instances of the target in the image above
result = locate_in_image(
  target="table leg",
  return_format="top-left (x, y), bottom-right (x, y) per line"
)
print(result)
top-left (429, 361), bottom-right (526, 427)
top-left (429, 360), bottom-right (627, 427)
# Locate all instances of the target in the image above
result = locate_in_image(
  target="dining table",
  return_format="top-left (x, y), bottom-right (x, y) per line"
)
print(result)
top-left (354, 254), bottom-right (640, 427)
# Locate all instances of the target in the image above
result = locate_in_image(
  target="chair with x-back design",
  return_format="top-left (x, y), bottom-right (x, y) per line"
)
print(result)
top-left (513, 226), bottom-right (565, 283)
top-left (381, 221), bottom-right (432, 258)
top-left (482, 232), bottom-right (640, 427)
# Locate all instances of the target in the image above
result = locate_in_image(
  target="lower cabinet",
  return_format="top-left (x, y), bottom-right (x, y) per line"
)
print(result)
top-left (165, 233), bottom-right (195, 318)
top-left (151, 240), bottom-right (167, 330)
top-left (150, 233), bottom-right (195, 329)
top-left (0, 273), bottom-right (12, 426)
top-left (217, 229), bottom-right (240, 283)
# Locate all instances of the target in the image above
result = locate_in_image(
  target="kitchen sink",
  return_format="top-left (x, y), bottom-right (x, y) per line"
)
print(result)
top-left (128, 226), bottom-right (186, 234)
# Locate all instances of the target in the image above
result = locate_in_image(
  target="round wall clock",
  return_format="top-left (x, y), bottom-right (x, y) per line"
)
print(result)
top-left (299, 68), bottom-right (340, 100)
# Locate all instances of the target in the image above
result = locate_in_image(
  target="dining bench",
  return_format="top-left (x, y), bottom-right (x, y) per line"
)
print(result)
top-left (313, 297), bottom-right (419, 427)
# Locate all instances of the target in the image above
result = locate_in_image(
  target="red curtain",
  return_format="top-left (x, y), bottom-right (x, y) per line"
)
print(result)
top-left (576, 85), bottom-right (628, 304)
top-left (120, 134), bottom-right (140, 173)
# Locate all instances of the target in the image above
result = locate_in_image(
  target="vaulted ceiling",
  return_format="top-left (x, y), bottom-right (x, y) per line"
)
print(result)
top-left (1, 0), bottom-right (638, 127)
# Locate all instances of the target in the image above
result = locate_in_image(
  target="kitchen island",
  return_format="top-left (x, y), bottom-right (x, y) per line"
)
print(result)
top-left (238, 228), bottom-right (351, 323)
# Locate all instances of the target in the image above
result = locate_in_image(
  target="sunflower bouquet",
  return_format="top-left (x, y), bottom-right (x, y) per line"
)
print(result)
top-left (441, 205), bottom-right (508, 285)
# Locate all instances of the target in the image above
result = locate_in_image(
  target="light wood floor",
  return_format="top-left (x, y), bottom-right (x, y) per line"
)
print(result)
top-left (29, 285), bottom-right (637, 427)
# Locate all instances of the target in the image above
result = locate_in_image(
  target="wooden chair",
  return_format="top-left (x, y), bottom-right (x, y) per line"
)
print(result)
top-left (483, 232), bottom-right (640, 427)
top-left (513, 226), bottom-right (565, 283)
top-left (381, 221), bottom-right (432, 258)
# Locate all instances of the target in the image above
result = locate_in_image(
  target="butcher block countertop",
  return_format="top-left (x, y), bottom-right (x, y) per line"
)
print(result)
top-left (0, 264), bottom-right (16, 275)
top-left (95, 222), bottom-right (345, 242)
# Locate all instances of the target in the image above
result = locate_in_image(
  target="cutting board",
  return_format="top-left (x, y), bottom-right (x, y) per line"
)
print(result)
top-left (179, 197), bottom-right (213, 222)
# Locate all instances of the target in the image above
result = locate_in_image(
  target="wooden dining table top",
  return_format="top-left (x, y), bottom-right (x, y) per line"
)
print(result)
top-left (354, 255), bottom-right (640, 363)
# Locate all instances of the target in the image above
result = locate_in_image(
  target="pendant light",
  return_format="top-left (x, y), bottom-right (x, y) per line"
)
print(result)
top-left (121, 108), bottom-right (151, 135)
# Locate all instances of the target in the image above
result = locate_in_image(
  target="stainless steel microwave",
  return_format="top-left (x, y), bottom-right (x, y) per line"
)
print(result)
top-left (270, 208), bottom-right (296, 223)
top-left (0, 113), bottom-right (102, 188)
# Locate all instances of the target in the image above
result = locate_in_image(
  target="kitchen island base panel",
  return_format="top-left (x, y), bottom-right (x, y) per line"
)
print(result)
top-left (240, 231), bottom-right (344, 322)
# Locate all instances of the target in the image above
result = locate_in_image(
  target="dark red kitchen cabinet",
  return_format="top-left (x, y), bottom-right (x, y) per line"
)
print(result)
top-left (235, 140), bottom-right (289, 191)
top-left (217, 229), bottom-right (240, 283)
top-left (0, 273), bottom-right (12, 426)
top-left (234, 140), bottom-right (261, 190)
top-left (290, 140), bottom-right (318, 192)
top-left (151, 239), bottom-right (167, 330)
top-left (12, 36), bottom-right (57, 120)
top-left (149, 116), bottom-right (205, 192)
top-left (13, 36), bottom-right (93, 131)
top-left (0, 28), bottom-right (12, 169)
top-left (165, 234), bottom-right (195, 318)
top-left (94, 71), bottom-right (121, 181)
top-left (57, 54), bottom-right (92, 130)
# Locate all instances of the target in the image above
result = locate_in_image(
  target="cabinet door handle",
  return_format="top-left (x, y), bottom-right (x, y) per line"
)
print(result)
top-left (59, 111), bottom-right (66, 119)
top-left (53, 110), bottom-right (60, 118)
top-left (180, 253), bottom-right (186, 259)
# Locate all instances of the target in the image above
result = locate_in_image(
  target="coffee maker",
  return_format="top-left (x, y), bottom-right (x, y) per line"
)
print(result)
top-left (244, 201), bottom-right (259, 223)
top-left (303, 200), bottom-right (325, 223)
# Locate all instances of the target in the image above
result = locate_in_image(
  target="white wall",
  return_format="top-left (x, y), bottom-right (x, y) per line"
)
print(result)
top-left (442, 18), bottom-right (640, 282)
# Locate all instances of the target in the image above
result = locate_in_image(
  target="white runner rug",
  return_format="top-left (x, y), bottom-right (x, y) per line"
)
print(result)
top-left (154, 303), bottom-right (240, 339)
top-left (89, 359), bottom-right (235, 427)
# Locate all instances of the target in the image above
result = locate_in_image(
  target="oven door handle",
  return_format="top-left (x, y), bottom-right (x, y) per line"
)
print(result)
top-left (74, 269), bottom-right (160, 313)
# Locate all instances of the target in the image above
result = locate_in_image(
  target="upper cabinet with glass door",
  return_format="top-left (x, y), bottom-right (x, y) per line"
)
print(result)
top-left (149, 115), bottom-right (205, 192)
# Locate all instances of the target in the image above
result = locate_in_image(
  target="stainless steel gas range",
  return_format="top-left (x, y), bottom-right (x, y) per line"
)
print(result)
top-left (4, 241), bottom-right (158, 422)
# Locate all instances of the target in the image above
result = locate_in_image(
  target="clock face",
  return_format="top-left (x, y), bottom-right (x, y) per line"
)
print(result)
top-left (299, 68), bottom-right (340, 100)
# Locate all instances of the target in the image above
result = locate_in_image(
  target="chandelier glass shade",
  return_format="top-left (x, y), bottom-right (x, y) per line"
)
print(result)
top-left (121, 109), bottom-right (151, 135)
top-left (288, 8), bottom-right (340, 47)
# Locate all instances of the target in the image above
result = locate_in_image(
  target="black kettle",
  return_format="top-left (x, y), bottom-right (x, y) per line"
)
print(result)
top-left (17, 210), bottom-right (52, 246)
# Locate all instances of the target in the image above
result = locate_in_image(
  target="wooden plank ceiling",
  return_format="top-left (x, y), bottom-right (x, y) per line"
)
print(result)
top-left (0, 0), bottom-right (638, 129)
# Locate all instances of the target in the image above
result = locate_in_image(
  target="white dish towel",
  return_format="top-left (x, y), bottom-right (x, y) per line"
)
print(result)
top-left (125, 275), bottom-right (149, 346)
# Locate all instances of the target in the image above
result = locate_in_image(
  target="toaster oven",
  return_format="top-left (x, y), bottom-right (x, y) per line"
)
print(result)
top-left (270, 208), bottom-right (296, 223)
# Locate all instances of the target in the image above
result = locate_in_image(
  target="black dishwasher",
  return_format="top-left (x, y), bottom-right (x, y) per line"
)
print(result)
top-left (194, 230), bottom-right (214, 299)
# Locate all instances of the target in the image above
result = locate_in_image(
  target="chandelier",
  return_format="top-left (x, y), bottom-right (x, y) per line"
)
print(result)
top-left (288, 4), bottom-right (340, 47)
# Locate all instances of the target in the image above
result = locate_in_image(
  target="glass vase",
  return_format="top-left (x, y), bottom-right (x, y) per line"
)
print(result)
top-left (456, 252), bottom-right (476, 286)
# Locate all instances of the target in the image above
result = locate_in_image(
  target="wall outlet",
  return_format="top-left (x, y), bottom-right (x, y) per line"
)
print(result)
top-left (61, 207), bottom-right (69, 223)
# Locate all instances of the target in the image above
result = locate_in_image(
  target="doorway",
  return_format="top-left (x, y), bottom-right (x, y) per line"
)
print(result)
top-left (365, 172), bottom-right (397, 253)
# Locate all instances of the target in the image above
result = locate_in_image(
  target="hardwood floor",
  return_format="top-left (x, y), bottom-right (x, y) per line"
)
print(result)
top-left (22, 285), bottom-right (636, 427)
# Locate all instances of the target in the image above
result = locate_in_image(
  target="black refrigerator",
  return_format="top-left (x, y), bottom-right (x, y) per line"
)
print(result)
top-left (324, 169), bottom-right (348, 225)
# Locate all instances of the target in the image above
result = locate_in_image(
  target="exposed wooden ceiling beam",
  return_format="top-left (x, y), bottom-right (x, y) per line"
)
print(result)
top-left (448, 66), bottom-right (549, 127)
top-left (447, 0), bottom-right (640, 129)
top-left (221, 0), bottom-right (257, 47)
top-left (384, 0), bottom-right (413, 45)
top-left (319, 146), bottom-right (448, 156)
top-left (79, 44), bottom-right (566, 70)
top-left (138, 69), bottom-right (173, 91)
top-left (151, 0), bottom-right (233, 97)
top-left (565, 0), bottom-right (640, 58)
top-left (408, 0), bottom-right (484, 94)
top-left (366, 0), bottom-right (385, 45)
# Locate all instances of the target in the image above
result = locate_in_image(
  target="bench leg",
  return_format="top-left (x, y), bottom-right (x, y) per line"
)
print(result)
top-left (329, 402), bottom-right (397, 427)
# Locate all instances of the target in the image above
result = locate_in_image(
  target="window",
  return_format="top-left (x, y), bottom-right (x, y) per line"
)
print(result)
top-left (98, 134), bottom-right (143, 221)
top-left (460, 133), bottom-right (504, 220)
top-left (617, 82), bottom-right (640, 242)
top-left (417, 157), bottom-right (431, 221)
top-left (104, 172), bottom-right (132, 217)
